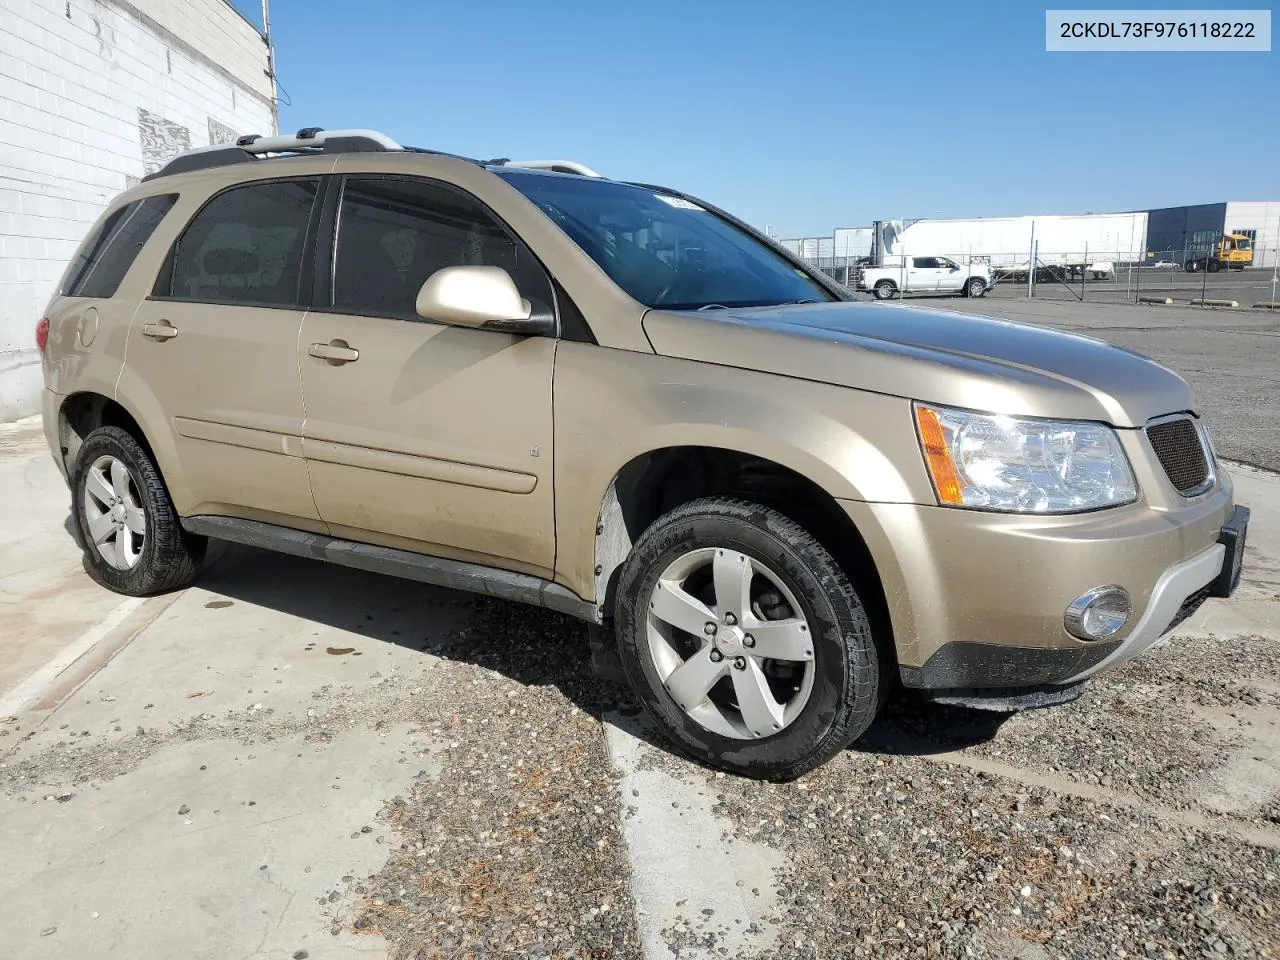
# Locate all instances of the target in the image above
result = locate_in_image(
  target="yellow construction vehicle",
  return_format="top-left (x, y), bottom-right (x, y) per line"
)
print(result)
top-left (1184, 234), bottom-right (1254, 272)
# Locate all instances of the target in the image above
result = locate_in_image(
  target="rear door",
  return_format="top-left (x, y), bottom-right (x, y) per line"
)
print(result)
top-left (907, 257), bottom-right (940, 292)
top-left (297, 174), bottom-right (557, 576)
top-left (125, 176), bottom-right (324, 526)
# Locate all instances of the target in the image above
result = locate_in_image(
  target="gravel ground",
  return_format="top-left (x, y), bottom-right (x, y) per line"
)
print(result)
top-left (879, 632), bottom-right (1280, 812)
top-left (348, 601), bottom-right (641, 960)
top-left (705, 756), bottom-right (1280, 959)
top-left (612, 621), bottom-right (1280, 960)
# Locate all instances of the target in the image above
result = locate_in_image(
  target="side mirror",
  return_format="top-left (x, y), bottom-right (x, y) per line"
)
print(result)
top-left (415, 265), bottom-right (552, 335)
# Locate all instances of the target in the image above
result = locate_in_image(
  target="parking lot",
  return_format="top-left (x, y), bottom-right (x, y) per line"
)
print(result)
top-left (2, 298), bottom-right (1279, 960)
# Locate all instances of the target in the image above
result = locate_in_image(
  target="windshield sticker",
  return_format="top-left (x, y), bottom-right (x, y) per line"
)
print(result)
top-left (655, 194), bottom-right (704, 211)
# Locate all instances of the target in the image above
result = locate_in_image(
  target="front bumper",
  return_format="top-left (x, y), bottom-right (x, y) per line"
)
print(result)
top-left (840, 486), bottom-right (1242, 692)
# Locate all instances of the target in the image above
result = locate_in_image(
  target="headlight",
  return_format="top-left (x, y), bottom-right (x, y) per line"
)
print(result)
top-left (914, 403), bottom-right (1137, 513)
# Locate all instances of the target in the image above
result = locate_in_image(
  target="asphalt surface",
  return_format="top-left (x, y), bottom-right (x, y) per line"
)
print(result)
top-left (920, 296), bottom-right (1280, 473)
top-left (2, 364), bottom-right (1279, 959)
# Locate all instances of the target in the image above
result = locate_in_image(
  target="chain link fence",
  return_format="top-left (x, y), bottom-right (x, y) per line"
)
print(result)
top-left (784, 228), bottom-right (1280, 308)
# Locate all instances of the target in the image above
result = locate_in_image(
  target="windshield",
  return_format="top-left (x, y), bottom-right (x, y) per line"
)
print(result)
top-left (497, 171), bottom-right (834, 310)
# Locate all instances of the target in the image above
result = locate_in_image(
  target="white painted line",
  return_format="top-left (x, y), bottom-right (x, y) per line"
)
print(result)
top-left (0, 596), bottom-right (146, 717)
top-left (603, 712), bottom-right (781, 960)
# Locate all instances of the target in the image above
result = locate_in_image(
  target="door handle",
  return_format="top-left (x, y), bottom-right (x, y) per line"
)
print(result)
top-left (308, 339), bottom-right (360, 365)
top-left (142, 320), bottom-right (178, 341)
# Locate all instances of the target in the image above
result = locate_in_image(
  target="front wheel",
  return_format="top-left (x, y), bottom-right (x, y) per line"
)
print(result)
top-left (965, 277), bottom-right (986, 298)
top-left (614, 497), bottom-right (882, 780)
top-left (873, 280), bottom-right (897, 300)
top-left (70, 426), bottom-right (206, 596)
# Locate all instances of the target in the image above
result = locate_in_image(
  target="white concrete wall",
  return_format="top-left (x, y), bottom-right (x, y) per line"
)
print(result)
top-left (1226, 201), bottom-right (1280, 270)
top-left (0, 0), bottom-right (274, 420)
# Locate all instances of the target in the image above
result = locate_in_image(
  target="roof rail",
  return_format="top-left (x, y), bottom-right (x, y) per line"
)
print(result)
top-left (502, 160), bottom-right (603, 178)
top-left (143, 127), bottom-right (404, 182)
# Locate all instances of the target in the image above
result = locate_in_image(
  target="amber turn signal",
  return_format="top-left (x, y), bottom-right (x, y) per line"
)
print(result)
top-left (914, 404), bottom-right (967, 505)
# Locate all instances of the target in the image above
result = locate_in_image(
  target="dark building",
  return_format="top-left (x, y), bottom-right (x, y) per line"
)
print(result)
top-left (1144, 203), bottom-right (1228, 261)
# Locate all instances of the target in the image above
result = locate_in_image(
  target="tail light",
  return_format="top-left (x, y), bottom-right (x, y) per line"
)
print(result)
top-left (35, 317), bottom-right (50, 354)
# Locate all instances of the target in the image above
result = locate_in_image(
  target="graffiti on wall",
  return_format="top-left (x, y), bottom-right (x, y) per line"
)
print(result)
top-left (208, 117), bottom-right (239, 146)
top-left (138, 108), bottom-right (191, 175)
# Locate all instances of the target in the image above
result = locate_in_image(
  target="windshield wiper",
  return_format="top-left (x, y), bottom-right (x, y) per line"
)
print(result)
top-left (696, 303), bottom-right (730, 311)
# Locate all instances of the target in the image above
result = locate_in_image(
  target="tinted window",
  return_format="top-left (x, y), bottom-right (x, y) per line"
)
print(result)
top-left (166, 179), bottom-right (318, 306)
top-left (497, 171), bottom-right (832, 311)
top-left (63, 194), bottom-right (177, 298)
top-left (912, 257), bottom-right (939, 269)
top-left (331, 177), bottom-right (552, 321)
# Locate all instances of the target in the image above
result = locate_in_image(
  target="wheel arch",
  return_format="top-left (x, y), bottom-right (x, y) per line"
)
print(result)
top-left (590, 445), bottom-right (894, 667)
top-left (58, 391), bottom-right (155, 474)
top-left (56, 390), bottom-right (194, 513)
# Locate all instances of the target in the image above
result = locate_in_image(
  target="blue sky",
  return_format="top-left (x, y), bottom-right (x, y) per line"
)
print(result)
top-left (230, 0), bottom-right (1278, 238)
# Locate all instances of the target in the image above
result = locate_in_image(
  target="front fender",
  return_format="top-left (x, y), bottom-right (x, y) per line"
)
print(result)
top-left (551, 342), bottom-right (933, 601)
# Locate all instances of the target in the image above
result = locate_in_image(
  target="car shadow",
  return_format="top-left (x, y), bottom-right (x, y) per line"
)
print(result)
top-left (851, 690), bottom-right (1012, 757)
top-left (190, 542), bottom-right (666, 727)
top-left (116, 536), bottom-right (1012, 770)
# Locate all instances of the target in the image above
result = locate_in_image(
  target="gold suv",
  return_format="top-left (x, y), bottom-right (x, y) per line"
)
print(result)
top-left (38, 129), bottom-right (1249, 779)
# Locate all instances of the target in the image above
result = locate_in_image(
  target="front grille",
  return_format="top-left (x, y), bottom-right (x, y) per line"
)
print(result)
top-left (1146, 417), bottom-right (1210, 494)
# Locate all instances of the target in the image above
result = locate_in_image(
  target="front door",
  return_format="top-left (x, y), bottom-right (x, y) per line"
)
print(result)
top-left (936, 257), bottom-right (965, 292)
top-left (125, 177), bottom-right (323, 526)
top-left (298, 175), bottom-right (557, 576)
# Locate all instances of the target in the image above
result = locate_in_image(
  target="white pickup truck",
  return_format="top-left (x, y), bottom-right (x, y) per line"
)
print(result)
top-left (855, 256), bottom-right (993, 300)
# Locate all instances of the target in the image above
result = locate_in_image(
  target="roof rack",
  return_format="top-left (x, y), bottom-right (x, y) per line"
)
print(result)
top-left (143, 127), bottom-right (602, 182)
top-left (143, 127), bottom-right (406, 181)
top-left (492, 160), bottom-right (604, 178)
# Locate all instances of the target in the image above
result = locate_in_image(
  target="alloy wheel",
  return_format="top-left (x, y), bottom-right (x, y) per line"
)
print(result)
top-left (82, 454), bottom-right (146, 570)
top-left (645, 547), bottom-right (815, 739)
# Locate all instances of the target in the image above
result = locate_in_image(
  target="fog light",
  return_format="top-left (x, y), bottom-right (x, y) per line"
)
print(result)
top-left (1064, 586), bottom-right (1132, 641)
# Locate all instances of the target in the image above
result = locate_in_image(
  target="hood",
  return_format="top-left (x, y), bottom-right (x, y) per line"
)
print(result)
top-left (641, 301), bottom-right (1194, 427)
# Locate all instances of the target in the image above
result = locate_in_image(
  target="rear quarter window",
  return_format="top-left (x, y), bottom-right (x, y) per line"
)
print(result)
top-left (62, 194), bottom-right (178, 298)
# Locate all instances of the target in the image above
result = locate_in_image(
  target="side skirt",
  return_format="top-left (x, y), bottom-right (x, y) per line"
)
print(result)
top-left (181, 515), bottom-right (599, 623)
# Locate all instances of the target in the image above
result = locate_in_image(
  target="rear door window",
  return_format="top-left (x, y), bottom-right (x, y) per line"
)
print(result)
top-left (62, 194), bottom-right (177, 298)
top-left (161, 179), bottom-right (319, 307)
top-left (329, 176), bottom-right (553, 322)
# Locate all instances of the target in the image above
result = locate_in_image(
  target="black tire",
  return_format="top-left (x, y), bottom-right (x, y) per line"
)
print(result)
top-left (70, 426), bottom-right (206, 596)
top-left (1207, 259), bottom-right (1221, 273)
top-left (873, 280), bottom-right (897, 300)
top-left (1184, 260), bottom-right (1199, 273)
top-left (614, 497), bottom-right (881, 780)
top-left (965, 277), bottom-right (986, 298)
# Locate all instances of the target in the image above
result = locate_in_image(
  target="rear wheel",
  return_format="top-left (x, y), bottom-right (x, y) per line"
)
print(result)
top-left (71, 426), bottom-right (205, 596)
top-left (1184, 260), bottom-right (1199, 273)
top-left (1207, 259), bottom-right (1221, 273)
top-left (874, 280), bottom-right (897, 300)
top-left (615, 497), bottom-right (882, 780)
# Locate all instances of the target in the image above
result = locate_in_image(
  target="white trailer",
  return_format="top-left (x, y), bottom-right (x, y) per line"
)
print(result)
top-left (889, 213), bottom-right (1148, 279)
